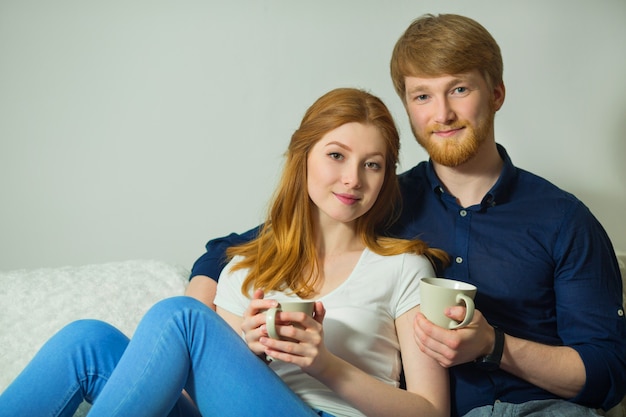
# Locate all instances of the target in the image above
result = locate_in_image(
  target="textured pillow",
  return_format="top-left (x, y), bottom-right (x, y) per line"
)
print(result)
top-left (0, 259), bottom-right (189, 397)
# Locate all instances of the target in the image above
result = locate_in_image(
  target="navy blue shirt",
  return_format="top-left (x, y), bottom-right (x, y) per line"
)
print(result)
top-left (191, 144), bottom-right (626, 415)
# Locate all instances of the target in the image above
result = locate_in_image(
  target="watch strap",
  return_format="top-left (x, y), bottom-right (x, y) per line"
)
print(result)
top-left (476, 326), bottom-right (505, 371)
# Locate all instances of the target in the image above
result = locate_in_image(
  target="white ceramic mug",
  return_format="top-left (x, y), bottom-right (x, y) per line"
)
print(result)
top-left (420, 277), bottom-right (477, 329)
top-left (265, 300), bottom-right (315, 341)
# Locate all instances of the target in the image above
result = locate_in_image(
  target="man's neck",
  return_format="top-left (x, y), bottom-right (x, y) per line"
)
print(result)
top-left (433, 141), bottom-right (503, 208)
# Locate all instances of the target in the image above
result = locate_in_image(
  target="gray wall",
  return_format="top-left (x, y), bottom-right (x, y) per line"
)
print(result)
top-left (1, 0), bottom-right (625, 271)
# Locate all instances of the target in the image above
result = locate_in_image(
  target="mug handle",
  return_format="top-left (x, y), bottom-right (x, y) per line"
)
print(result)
top-left (449, 294), bottom-right (475, 329)
top-left (265, 306), bottom-right (282, 340)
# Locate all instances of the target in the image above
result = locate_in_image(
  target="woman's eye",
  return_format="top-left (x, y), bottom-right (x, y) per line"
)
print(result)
top-left (328, 152), bottom-right (343, 160)
top-left (453, 87), bottom-right (468, 94)
top-left (365, 161), bottom-right (382, 170)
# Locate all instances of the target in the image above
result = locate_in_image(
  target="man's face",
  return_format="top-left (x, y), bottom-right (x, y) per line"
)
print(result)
top-left (403, 70), bottom-right (503, 167)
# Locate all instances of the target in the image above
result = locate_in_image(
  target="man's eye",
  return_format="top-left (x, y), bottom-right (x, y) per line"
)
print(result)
top-left (453, 87), bottom-right (468, 94)
top-left (415, 94), bottom-right (429, 102)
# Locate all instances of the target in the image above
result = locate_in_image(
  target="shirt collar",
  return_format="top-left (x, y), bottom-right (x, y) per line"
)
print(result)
top-left (425, 143), bottom-right (517, 208)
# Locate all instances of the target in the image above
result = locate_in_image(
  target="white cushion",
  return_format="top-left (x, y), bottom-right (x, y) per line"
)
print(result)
top-left (0, 259), bottom-right (189, 393)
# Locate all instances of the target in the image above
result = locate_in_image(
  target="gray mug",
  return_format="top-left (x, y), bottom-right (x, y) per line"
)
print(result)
top-left (420, 277), bottom-right (477, 329)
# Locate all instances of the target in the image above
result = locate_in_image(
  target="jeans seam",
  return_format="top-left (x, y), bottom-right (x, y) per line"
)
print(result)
top-left (105, 312), bottom-right (182, 416)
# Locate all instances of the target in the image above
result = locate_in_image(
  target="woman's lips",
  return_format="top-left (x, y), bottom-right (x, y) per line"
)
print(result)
top-left (334, 193), bottom-right (360, 205)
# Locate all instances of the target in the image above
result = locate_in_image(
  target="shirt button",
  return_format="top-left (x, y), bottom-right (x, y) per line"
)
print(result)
top-left (460, 210), bottom-right (467, 217)
top-left (455, 257), bottom-right (463, 264)
top-left (619, 309), bottom-right (624, 317)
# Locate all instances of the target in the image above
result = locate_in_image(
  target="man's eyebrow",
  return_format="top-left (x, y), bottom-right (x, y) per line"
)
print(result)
top-left (407, 75), bottom-right (473, 94)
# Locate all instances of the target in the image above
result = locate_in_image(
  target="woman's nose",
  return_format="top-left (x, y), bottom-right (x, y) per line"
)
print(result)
top-left (342, 165), bottom-right (362, 189)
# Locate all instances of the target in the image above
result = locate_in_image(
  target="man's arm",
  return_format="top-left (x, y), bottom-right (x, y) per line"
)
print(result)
top-left (414, 310), bottom-right (585, 398)
top-left (187, 226), bottom-right (261, 309)
top-left (186, 275), bottom-right (218, 310)
top-left (501, 332), bottom-right (585, 399)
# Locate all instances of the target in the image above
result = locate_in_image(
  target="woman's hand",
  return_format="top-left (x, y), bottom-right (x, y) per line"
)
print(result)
top-left (259, 301), bottom-right (332, 374)
top-left (240, 289), bottom-right (278, 357)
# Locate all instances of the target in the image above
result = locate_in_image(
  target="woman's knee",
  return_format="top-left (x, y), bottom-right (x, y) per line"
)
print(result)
top-left (138, 296), bottom-right (225, 342)
top-left (143, 296), bottom-right (212, 321)
top-left (33, 319), bottom-right (129, 379)
top-left (54, 319), bottom-right (128, 348)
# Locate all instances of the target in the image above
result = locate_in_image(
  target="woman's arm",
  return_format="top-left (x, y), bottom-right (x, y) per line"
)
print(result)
top-left (264, 305), bottom-right (450, 417)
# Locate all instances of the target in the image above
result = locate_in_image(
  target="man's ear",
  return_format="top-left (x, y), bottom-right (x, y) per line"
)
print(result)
top-left (493, 82), bottom-right (506, 111)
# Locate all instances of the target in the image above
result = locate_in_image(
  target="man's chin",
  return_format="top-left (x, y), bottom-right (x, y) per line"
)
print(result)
top-left (428, 143), bottom-right (477, 167)
top-left (431, 155), bottom-right (468, 167)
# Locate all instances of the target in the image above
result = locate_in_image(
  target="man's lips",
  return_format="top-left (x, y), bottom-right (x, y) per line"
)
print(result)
top-left (334, 193), bottom-right (361, 205)
top-left (432, 126), bottom-right (465, 138)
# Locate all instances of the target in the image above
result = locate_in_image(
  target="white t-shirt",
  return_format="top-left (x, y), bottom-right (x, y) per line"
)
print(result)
top-left (214, 248), bottom-right (435, 417)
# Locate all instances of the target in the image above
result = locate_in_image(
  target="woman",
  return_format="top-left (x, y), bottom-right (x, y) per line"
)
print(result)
top-left (0, 88), bottom-right (449, 417)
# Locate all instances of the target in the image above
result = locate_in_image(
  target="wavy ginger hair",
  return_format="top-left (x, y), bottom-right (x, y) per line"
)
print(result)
top-left (227, 88), bottom-right (448, 298)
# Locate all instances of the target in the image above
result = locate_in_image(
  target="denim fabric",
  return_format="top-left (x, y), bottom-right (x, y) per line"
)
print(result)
top-left (462, 399), bottom-right (601, 417)
top-left (0, 297), bottom-right (324, 417)
top-left (0, 319), bottom-right (131, 417)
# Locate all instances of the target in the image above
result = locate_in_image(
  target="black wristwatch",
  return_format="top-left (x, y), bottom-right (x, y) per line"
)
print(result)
top-left (475, 327), bottom-right (505, 371)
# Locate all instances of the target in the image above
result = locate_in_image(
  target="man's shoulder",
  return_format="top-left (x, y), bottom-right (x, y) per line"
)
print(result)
top-left (507, 167), bottom-right (597, 229)
top-left (514, 167), bottom-right (579, 204)
top-left (398, 161), bottom-right (431, 195)
top-left (398, 161), bottom-right (429, 182)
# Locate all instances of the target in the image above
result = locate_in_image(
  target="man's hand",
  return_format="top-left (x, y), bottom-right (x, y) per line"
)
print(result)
top-left (414, 306), bottom-right (495, 368)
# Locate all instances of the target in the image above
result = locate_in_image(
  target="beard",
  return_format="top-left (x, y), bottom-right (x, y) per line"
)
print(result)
top-left (411, 101), bottom-right (496, 167)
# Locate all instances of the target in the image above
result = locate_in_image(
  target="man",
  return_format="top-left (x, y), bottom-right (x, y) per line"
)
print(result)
top-left (187, 14), bottom-right (626, 417)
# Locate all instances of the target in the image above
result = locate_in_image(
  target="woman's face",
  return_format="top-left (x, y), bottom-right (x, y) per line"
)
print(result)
top-left (306, 122), bottom-right (387, 228)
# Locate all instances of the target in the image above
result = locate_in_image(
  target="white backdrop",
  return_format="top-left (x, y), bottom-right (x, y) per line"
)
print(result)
top-left (1, 0), bottom-right (625, 271)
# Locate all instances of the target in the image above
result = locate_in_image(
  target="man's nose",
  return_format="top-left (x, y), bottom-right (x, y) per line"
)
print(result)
top-left (434, 97), bottom-right (456, 125)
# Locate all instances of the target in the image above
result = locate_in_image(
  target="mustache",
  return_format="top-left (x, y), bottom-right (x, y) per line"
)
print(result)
top-left (429, 122), bottom-right (466, 132)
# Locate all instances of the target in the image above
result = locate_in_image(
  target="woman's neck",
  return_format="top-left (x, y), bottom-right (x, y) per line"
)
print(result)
top-left (313, 218), bottom-right (364, 258)
top-left (306, 219), bottom-right (364, 299)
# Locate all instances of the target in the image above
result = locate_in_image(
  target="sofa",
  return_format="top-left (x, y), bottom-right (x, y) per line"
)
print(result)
top-left (1, 255), bottom-right (625, 417)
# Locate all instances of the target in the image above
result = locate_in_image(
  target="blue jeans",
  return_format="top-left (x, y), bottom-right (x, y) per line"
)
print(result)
top-left (462, 399), bottom-right (601, 417)
top-left (0, 296), bottom-right (328, 417)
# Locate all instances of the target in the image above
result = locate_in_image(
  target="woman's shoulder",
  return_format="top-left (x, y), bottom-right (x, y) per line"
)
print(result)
top-left (362, 248), bottom-right (435, 274)
top-left (218, 255), bottom-right (249, 286)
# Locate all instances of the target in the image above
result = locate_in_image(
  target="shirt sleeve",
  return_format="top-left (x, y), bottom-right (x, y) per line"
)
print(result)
top-left (393, 253), bottom-right (435, 319)
top-left (213, 256), bottom-right (251, 316)
top-left (553, 201), bottom-right (626, 409)
top-left (189, 226), bottom-right (261, 282)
